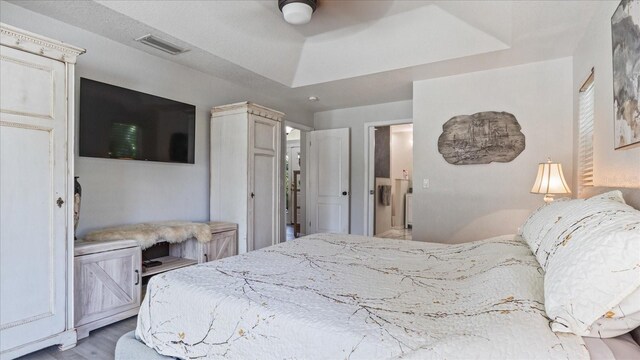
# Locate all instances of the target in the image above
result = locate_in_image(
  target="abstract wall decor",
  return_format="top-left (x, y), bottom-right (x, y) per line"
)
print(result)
top-left (612, 0), bottom-right (640, 149)
top-left (437, 111), bottom-right (525, 165)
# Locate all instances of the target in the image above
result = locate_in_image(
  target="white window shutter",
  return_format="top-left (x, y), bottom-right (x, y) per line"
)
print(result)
top-left (578, 72), bottom-right (595, 195)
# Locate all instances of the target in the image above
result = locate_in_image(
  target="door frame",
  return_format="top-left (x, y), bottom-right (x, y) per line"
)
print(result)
top-left (363, 118), bottom-right (413, 237)
top-left (282, 121), bottom-right (313, 241)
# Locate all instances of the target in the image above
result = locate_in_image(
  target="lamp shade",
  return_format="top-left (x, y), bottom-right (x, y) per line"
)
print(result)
top-left (531, 159), bottom-right (571, 195)
top-left (279, 0), bottom-right (317, 25)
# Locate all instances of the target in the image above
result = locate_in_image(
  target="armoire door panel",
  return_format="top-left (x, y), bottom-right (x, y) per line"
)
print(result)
top-left (0, 125), bottom-right (54, 327)
top-left (253, 118), bottom-right (277, 152)
top-left (252, 154), bottom-right (276, 250)
top-left (0, 51), bottom-right (55, 119)
top-left (0, 45), bottom-right (68, 353)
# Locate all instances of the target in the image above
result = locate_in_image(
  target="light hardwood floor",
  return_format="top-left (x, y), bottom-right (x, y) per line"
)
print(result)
top-left (18, 317), bottom-right (137, 360)
top-left (376, 227), bottom-right (412, 240)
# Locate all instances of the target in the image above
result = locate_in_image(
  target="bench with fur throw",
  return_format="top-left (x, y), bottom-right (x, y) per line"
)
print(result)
top-left (84, 221), bottom-right (212, 250)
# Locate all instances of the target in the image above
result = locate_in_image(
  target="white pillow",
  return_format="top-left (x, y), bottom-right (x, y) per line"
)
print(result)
top-left (533, 191), bottom-right (626, 270)
top-left (587, 289), bottom-right (640, 338)
top-left (520, 198), bottom-right (573, 254)
top-left (543, 196), bottom-right (640, 338)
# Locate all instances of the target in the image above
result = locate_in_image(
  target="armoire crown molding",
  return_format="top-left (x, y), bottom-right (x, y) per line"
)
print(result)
top-left (211, 101), bottom-right (285, 122)
top-left (0, 22), bottom-right (85, 64)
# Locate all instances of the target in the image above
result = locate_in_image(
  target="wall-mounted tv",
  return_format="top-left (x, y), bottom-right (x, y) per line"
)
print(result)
top-left (79, 78), bottom-right (196, 164)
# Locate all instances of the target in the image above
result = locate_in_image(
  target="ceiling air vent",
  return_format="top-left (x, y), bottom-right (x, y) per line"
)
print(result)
top-left (135, 34), bottom-right (188, 55)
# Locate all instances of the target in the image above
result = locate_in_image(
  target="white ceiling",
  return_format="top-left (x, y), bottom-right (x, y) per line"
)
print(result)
top-left (9, 0), bottom-right (604, 114)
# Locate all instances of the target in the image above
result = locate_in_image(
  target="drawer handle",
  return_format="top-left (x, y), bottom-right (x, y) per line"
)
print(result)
top-left (204, 253), bottom-right (208, 262)
top-left (134, 270), bottom-right (140, 285)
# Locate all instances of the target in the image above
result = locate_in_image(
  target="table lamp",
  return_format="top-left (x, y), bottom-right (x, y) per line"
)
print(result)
top-left (531, 158), bottom-right (571, 203)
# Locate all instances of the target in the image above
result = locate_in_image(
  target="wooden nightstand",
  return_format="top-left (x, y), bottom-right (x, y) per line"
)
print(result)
top-left (74, 240), bottom-right (141, 339)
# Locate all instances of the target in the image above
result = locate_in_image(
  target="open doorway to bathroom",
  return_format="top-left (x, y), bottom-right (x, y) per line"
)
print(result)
top-left (365, 122), bottom-right (413, 240)
top-left (284, 124), bottom-right (308, 241)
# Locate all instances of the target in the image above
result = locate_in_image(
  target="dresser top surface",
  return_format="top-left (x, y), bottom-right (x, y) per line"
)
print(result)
top-left (208, 221), bottom-right (238, 233)
top-left (74, 239), bottom-right (139, 256)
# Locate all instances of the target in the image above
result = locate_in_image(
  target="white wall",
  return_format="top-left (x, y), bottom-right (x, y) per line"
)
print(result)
top-left (313, 100), bottom-right (413, 235)
top-left (413, 58), bottom-right (573, 243)
top-left (390, 130), bottom-right (413, 227)
top-left (1, 2), bottom-right (312, 237)
top-left (286, 129), bottom-right (301, 141)
top-left (572, 1), bottom-right (640, 190)
top-left (391, 131), bottom-right (413, 182)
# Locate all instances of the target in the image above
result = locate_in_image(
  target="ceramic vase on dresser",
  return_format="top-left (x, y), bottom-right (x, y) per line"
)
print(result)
top-left (74, 176), bottom-right (82, 239)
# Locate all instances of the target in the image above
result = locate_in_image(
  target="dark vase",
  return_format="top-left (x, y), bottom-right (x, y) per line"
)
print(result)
top-left (74, 176), bottom-right (82, 239)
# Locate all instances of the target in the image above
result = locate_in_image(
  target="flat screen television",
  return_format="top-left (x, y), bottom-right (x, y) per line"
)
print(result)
top-left (79, 78), bottom-right (196, 164)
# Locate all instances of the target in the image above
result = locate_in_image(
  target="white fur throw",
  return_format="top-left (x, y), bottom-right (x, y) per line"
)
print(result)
top-left (84, 221), bottom-right (212, 249)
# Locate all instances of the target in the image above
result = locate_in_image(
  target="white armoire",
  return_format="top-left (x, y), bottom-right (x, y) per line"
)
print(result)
top-left (0, 23), bottom-right (84, 358)
top-left (210, 102), bottom-right (283, 254)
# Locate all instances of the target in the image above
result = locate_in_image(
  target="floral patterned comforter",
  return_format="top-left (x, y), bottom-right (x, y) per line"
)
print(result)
top-left (136, 233), bottom-right (587, 359)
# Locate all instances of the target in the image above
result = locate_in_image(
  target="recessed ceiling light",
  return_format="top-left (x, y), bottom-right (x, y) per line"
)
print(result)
top-left (308, 96), bottom-right (319, 102)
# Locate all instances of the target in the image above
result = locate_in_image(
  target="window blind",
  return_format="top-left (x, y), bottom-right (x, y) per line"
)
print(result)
top-left (578, 71), bottom-right (595, 194)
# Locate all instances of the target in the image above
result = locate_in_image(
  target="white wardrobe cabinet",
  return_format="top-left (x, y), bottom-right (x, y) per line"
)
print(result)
top-left (0, 23), bottom-right (84, 359)
top-left (210, 102), bottom-right (283, 254)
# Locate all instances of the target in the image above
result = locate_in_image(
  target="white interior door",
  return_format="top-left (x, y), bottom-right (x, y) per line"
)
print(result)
top-left (367, 126), bottom-right (375, 236)
top-left (286, 143), bottom-right (300, 225)
top-left (307, 128), bottom-right (350, 234)
top-left (0, 46), bottom-right (68, 352)
top-left (248, 115), bottom-right (281, 251)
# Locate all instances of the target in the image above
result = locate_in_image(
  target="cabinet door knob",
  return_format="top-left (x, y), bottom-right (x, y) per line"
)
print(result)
top-left (204, 253), bottom-right (208, 262)
top-left (56, 197), bottom-right (64, 208)
top-left (250, 192), bottom-right (255, 199)
top-left (134, 270), bottom-right (140, 285)
top-left (342, 191), bottom-right (348, 196)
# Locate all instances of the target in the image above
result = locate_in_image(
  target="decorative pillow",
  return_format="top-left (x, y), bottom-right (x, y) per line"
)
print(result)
top-left (543, 196), bottom-right (640, 338)
top-left (587, 289), bottom-right (640, 338)
top-left (520, 198), bottom-right (574, 253)
top-left (533, 191), bottom-right (626, 270)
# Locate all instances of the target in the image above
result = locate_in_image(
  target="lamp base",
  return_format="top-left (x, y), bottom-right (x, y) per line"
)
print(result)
top-left (543, 194), bottom-right (555, 203)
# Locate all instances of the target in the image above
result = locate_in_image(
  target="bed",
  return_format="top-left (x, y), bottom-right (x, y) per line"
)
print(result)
top-left (118, 187), bottom-right (640, 359)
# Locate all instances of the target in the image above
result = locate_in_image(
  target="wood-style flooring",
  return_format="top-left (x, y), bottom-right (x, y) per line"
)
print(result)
top-left (18, 317), bottom-right (136, 360)
top-left (376, 226), bottom-right (412, 240)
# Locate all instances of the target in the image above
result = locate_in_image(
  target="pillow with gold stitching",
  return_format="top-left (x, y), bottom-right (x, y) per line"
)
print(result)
top-left (543, 194), bottom-right (640, 338)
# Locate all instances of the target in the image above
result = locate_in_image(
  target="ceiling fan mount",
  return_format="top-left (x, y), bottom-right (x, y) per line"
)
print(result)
top-left (278, 0), bottom-right (318, 25)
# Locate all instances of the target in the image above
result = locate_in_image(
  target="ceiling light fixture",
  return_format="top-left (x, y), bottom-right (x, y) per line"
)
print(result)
top-left (279, 0), bottom-right (317, 25)
top-left (308, 96), bottom-right (319, 102)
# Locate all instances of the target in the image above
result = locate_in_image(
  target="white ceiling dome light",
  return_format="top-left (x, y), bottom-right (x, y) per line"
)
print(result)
top-left (278, 0), bottom-right (317, 25)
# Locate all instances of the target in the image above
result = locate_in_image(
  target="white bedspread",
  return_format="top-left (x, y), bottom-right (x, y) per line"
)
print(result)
top-left (136, 233), bottom-right (588, 359)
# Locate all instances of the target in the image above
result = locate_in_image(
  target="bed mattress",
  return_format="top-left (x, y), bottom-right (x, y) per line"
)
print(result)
top-left (136, 233), bottom-right (588, 359)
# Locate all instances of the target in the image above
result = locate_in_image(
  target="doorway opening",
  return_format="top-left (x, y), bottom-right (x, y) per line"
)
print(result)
top-left (284, 124), bottom-right (309, 241)
top-left (365, 121), bottom-right (413, 239)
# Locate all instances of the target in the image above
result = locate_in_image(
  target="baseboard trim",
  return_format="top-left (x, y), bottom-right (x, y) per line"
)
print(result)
top-left (76, 308), bottom-right (139, 340)
top-left (0, 329), bottom-right (77, 360)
